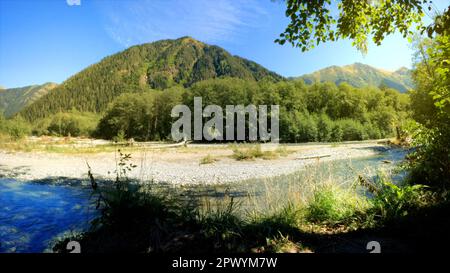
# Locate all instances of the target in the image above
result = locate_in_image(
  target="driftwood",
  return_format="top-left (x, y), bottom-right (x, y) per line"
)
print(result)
top-left (357, 175), bottom-right (380, 194)
top-left (295, 154), bottom-right (331, 160)
top-left (134, 140), bottom-right (189, 149)
top-left (112, 139), bottom-right (189, 149)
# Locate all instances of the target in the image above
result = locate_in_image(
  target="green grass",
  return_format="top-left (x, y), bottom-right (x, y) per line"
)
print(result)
top-left (199, 154), bottom-right (218, 165)
top-left (306, 184), bottom-right (370, 227)
top-left (50, 151), bottom-right (438, 253)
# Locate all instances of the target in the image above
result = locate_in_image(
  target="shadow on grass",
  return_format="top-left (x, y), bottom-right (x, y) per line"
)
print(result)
top-left (51, 180), bottom-right (450, 254)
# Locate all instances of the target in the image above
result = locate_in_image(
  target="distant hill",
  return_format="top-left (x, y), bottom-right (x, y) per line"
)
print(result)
top-left (0, 83), bottom-right (58, 118)
top-left (298, 63), bottom-right (414, 92)
top-left (20, 37), bottom-right (283, 121)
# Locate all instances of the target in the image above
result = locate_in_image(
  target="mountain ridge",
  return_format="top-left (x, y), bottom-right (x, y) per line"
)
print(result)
top-left (298, 62), bottom-right (414, 92)
top-left (20, 37), bottom-right (283, 121)
top-left (0, 82), bottom-right (58, 118)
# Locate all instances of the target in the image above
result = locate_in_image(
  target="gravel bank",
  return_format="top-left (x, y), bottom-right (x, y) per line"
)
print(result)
top-left (0, 142), bottom-right (388, 184)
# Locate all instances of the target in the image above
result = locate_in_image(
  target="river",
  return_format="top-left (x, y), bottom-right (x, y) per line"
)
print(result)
top-left (0, 148), bottom-right (408, 253)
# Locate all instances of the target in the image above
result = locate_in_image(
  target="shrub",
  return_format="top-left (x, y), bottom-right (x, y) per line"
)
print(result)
top-left (316, 113), bottom-right (332, 142)
top-left (1, 116), bottom-right (31, 140)
top-left (364, 123), bottom-right (382, 140)
top-left (112, 130), bottom-right (126, 143)
top-left (338, 119), bottom-right (367, 141)
top-left (369, 177), bottom-right (430, 221)
top-left (330, 123), bottom-right (343, 142)
top-left (231, 144), bottom-right (264, 161)
top-left (31, 118), bottom-right (51, 136)
top-left (306, 184), bottom-right (369, 226)
top-left (96, 88), bottom-right (183, 141)
top-left (47, 112), bottom-right (99, 137)
top-left (297, 113), bottom-right (318, 142)
top-left (231, 144), bottom-right (282, 161)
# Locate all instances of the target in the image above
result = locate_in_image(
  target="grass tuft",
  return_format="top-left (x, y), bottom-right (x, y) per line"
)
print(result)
top-left (199, 154), bottom-right (218, 165)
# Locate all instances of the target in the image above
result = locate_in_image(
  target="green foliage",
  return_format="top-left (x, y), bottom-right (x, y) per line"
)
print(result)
top-left (93, 76), bottom-right (408, 142)
top-left (306, 185), bottom-right (368, 226)
top-left (330, 123), bottom-right (343, 142)
top-left (317, 113), bottom-right (332, 142)
top-left (198, 196), bottom-right (243, 248)
top-left (370, 179), bottom-right (429, 222)
top-left (276, 0), bottom-right (441, 53)
top-left (296, 113), bottom-right (318, 142)
top-left (406, 34), bottom-right (450, 188)
top-left (112, 130), bottom-right (126, 143)
top-left (47, 111), bottom-right (99, 137)
top-left (0, 114), bottom-right (31, 140)
top-left (95, 87), bottom-right (183, 141)
top-left (337, 119), bottom-right (368, 141)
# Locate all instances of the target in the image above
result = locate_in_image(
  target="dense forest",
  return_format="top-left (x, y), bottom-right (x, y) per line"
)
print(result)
top-left (1, 77), bottom-right (407, 143)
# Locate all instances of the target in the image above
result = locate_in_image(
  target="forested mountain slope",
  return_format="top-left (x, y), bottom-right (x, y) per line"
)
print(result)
top-left (20, 37), bottom-right (283, 121)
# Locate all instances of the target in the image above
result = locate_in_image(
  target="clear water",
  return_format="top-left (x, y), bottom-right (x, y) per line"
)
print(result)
top-left (0, 179), bottom-right (98, 253)
top-left (0, 148), bottom-right (408, 253)
top-left (176, 148), bottom-right (409, 212)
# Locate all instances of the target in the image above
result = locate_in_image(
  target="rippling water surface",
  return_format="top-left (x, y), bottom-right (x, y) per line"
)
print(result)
top-left (0, 148), bottom-right (408, 253)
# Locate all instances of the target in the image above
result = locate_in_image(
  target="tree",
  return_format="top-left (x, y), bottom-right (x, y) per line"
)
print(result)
top-left (276, 0), bottom-right (449, 53)
top-left (407, 34), bottom-right (450, 187)
top-left (95, 92), bottom-right (158, 140)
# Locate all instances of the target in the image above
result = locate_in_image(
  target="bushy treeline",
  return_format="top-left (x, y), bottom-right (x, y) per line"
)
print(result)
top-left (2, 78), bottom-right (410, 142)
top-left (0, 110), bottom-right (99, 139)
top-left (95, 87), bottom-right (183, 140)
top-left (32, 110), bottom-right (100, 137)
top-left (0, 114), bottom-right (31, 140)
top-left (94, 78), bottom-right (410, 142)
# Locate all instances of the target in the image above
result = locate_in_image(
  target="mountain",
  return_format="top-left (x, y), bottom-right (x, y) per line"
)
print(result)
top-left (0, 83), bottom-right (58, 118)
top-left (299, 63), bottom-right (414, 92)
top-left (20, 37), bottom-right (283, 121)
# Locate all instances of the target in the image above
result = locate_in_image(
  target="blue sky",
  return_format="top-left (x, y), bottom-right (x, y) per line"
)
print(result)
top-left (0, 0), bottom-right (446, 88)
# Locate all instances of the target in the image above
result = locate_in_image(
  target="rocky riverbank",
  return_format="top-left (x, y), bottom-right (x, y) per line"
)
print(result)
top-left (0, 142), bottom-right (391, 184)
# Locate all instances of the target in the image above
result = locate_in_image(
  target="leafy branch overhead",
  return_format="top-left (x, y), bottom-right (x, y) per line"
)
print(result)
top-left (276, 0), bottom-right (450, 53)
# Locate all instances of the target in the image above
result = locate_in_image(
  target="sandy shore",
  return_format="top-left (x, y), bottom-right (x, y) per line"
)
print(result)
top-left (0, 142), bottom-right (389, 184)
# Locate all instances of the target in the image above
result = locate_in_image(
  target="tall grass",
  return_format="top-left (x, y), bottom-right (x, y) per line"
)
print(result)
top-left (52, 151), bottom-right (432, 253)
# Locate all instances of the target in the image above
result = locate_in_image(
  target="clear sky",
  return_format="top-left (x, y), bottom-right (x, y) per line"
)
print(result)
top-left (0, 0), bottom-right (447, 88)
